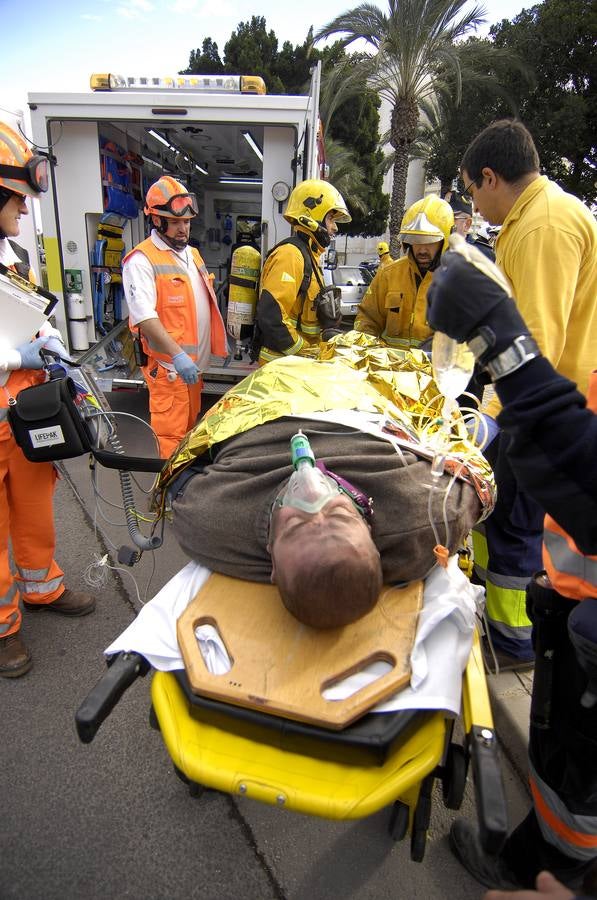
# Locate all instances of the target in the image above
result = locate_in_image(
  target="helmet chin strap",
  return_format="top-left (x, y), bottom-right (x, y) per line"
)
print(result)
top-left (154, 215), bottom-right (188, 252)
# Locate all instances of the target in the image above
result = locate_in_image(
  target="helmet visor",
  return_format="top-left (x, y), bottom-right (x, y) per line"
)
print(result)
top-left (153, 192), bottom-right (198, 218)
top-left (0, 154), bottom-right (49, 193)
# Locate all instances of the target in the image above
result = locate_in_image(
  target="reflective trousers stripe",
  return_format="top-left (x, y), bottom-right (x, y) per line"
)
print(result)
top-left (15, 574), bottom-right (64, 595)
top-left (473, 527), bottom-right (533, 643)
top-left (530, 766), bottom-right (597, 860)
top-left (1, 433), bottom-right (65, 636)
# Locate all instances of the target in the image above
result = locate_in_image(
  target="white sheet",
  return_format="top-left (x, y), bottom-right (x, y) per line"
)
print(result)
top-left (105, 556), bottom-right (484, 716)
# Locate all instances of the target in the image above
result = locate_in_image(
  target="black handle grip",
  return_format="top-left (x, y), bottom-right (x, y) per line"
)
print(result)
top-left (75, 652), bottom-right (150, 744)
top-left (470, 725), bottom-right (509, 854)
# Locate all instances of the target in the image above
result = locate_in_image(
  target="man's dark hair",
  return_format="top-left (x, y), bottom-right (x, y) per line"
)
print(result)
top-left (274, 539), bottom-right (383, 629)
top-left (461, 119), bottom-right (540, 186)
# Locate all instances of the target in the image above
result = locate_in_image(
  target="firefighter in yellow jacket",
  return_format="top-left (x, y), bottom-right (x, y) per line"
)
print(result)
top-left (0, 121), bottom-right (95, 678)
top-left (355, 195), bottom-right (453, 349)
top-left (253, 179), bottom-right (351, 365)
top-left (377, 240), bottom-right (392, 270)
top-left (123, 177), bottom-right (228, 458)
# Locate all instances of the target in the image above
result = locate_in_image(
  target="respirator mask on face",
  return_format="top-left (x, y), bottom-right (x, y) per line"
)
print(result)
top-left (273, 464), bottom-right (342, 515)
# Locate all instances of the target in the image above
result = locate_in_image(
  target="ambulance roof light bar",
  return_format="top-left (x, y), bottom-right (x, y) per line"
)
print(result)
top-left (90, 74), bottom-right (266, 95)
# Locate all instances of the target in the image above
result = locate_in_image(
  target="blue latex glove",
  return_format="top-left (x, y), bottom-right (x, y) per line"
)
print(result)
top-left (171, 351), bottom-right (200, 385)
top-left (467, 413), bottom-right (499, 449)
top-left (17, 336), bottom-right (49, 369)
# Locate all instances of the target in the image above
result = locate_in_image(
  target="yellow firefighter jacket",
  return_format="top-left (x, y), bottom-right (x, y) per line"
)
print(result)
top-left (354, 254), bottom-right (434, 349)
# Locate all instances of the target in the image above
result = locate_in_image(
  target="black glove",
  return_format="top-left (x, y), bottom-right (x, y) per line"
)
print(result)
top-left (320, 327), bottom-right (343, 342)
top-left (314, 286), bottom-right (342, 334)
top-left (427, 245), bottom-right (531, 364)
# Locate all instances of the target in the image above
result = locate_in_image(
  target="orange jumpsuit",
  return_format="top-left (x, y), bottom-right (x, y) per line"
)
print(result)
top-left (0, 270), bottom-right (65, 638)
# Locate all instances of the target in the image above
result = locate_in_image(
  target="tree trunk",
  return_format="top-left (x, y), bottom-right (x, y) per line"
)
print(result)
top-left (388, 97), bottom-right (419, 258)
top-left (389, 145), bottom-right (409, 258)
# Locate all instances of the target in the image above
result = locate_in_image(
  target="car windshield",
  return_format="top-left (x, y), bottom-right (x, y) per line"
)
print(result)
top-left (334, 267), bottom-right (368, 286)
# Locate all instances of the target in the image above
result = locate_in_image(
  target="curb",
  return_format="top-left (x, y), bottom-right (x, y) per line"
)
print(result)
top-left (487, 670), bottom-right (533, 797)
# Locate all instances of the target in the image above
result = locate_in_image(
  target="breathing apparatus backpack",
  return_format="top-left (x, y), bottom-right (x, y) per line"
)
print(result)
top-left (226, 244), bottom-right (262, 356)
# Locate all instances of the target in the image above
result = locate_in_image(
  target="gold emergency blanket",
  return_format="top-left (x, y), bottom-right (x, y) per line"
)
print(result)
top-left (156, 332), bottom-right (495, 515)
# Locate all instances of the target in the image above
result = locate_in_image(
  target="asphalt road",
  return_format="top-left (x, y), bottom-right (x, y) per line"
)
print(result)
top-left (1, 388), bottom-right (530, 900)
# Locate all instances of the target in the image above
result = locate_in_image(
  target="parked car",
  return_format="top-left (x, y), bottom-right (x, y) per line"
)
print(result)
top-left (322, 265), bottom-right (372, 319)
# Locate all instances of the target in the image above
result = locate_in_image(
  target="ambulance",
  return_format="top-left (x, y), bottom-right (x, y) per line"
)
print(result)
top-left (25, 66), bottom-right (324, 390)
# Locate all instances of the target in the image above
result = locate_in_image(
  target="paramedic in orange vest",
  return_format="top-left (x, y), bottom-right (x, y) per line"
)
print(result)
top-left (123, 177), bottom-right (228, 458)
top-left (0, 121), bottom-right (96, 678)
top-left (426, 243), bottom-right (597, 895)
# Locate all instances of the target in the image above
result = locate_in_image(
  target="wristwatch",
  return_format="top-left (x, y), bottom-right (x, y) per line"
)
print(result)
top-left (469, 333), bottom-right (541, 381)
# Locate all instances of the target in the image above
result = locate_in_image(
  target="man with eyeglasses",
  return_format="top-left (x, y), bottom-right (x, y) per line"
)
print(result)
top-left (459, 119), bottom-right (597, 669)
top-left (445, 191), bottom-right (495, 261)
top-left (123, 176), bottom-right (228, 457)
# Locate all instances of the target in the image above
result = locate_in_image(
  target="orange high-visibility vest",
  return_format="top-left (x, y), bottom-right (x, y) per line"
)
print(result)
top-left (125, 238), bottom-right (227, 364)
top-left (542, 371), bottom-right (597, 600)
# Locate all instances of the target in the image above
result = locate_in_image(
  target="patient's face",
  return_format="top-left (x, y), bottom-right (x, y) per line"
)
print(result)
top-left (269, 495), bottom-right (374, 581)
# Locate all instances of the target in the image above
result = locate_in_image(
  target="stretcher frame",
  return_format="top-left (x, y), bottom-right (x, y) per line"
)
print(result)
top-left (76, 615), bottom-right (508, 863)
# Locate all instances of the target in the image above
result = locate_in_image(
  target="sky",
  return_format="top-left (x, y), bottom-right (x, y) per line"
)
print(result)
top-left (1, 0), bottom-right (536, 115)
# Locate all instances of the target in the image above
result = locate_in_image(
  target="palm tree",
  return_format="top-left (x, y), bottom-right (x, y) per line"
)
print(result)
top-left (315, 0), bottom-right (486, 256)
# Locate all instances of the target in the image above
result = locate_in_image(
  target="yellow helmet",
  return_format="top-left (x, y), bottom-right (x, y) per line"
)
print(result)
top-left (399, 195), bottom-right (454, 252)
top-left (284, 179), bottom-right (351, 248)
top-left (377, 241), bottom-right (389, 256)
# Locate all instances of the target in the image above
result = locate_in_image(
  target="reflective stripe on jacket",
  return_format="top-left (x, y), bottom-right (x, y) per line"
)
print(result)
top-left (355, 253), bottom-right (434, 349)
top-left (543, 371), bottom-right (597, 600)
top-left (124, 239), bottom-right (227, 364)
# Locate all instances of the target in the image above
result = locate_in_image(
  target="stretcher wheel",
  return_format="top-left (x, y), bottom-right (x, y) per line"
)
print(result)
top-left (388, 800), bottom-right (409, 841)
top-left (410, 774), bottom-right (434, 862)
top-left (442, 743), bottom-right (468, 810)
top-left (148, 704), bottom-right (160, 731)
top-left (172, 763), bottom-right (205, 799)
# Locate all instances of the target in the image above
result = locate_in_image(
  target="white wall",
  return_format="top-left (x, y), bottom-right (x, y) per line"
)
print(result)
top-left (47, 121), bottom-right (103, 341)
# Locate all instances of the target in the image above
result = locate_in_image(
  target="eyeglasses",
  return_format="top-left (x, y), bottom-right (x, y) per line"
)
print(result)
top-left (462, 178), bottom-right (478, 201)
top-left (0, 155), bottom-right (49, 193)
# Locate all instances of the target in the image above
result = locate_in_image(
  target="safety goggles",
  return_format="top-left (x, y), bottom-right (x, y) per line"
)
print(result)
top-left (0, 155), bottom-right (49, 193)
top-left (153, 192), bottom-right (198, 217)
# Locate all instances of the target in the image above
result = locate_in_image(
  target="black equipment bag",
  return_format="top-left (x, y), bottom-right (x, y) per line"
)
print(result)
top-left (8, 376), bottom-right (93, 462)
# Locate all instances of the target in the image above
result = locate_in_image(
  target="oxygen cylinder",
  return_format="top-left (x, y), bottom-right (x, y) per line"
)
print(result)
top-left (226, 245), bottom-right (261, 342)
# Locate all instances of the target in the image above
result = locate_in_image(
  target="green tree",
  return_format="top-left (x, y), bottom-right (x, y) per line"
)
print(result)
top-left (318, 52), bottom-right (389, 234)
top-left (315, 0), bottom-right (486, 256)
top-left (182, 38), bottom-right (224, 75)
top-left (223, 16), bottom-right (285, 94)
top-left (180, 20), bottom-right (389, 234)
top-left (415, 37), bottom-right (530, 194)
top-left (491, 0), bottom-right (596, 203)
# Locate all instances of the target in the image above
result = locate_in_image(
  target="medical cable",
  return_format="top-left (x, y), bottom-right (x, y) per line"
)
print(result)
top-left (83, 553), bottom-right (142, 607)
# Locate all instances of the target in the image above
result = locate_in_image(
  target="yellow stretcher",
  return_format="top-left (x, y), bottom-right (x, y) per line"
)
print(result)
top-left (76, 575), bottom-right (508, 863)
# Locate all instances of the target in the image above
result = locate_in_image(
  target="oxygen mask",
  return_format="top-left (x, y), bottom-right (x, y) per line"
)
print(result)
top-left (273, 431), bottom-right (341, 515)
